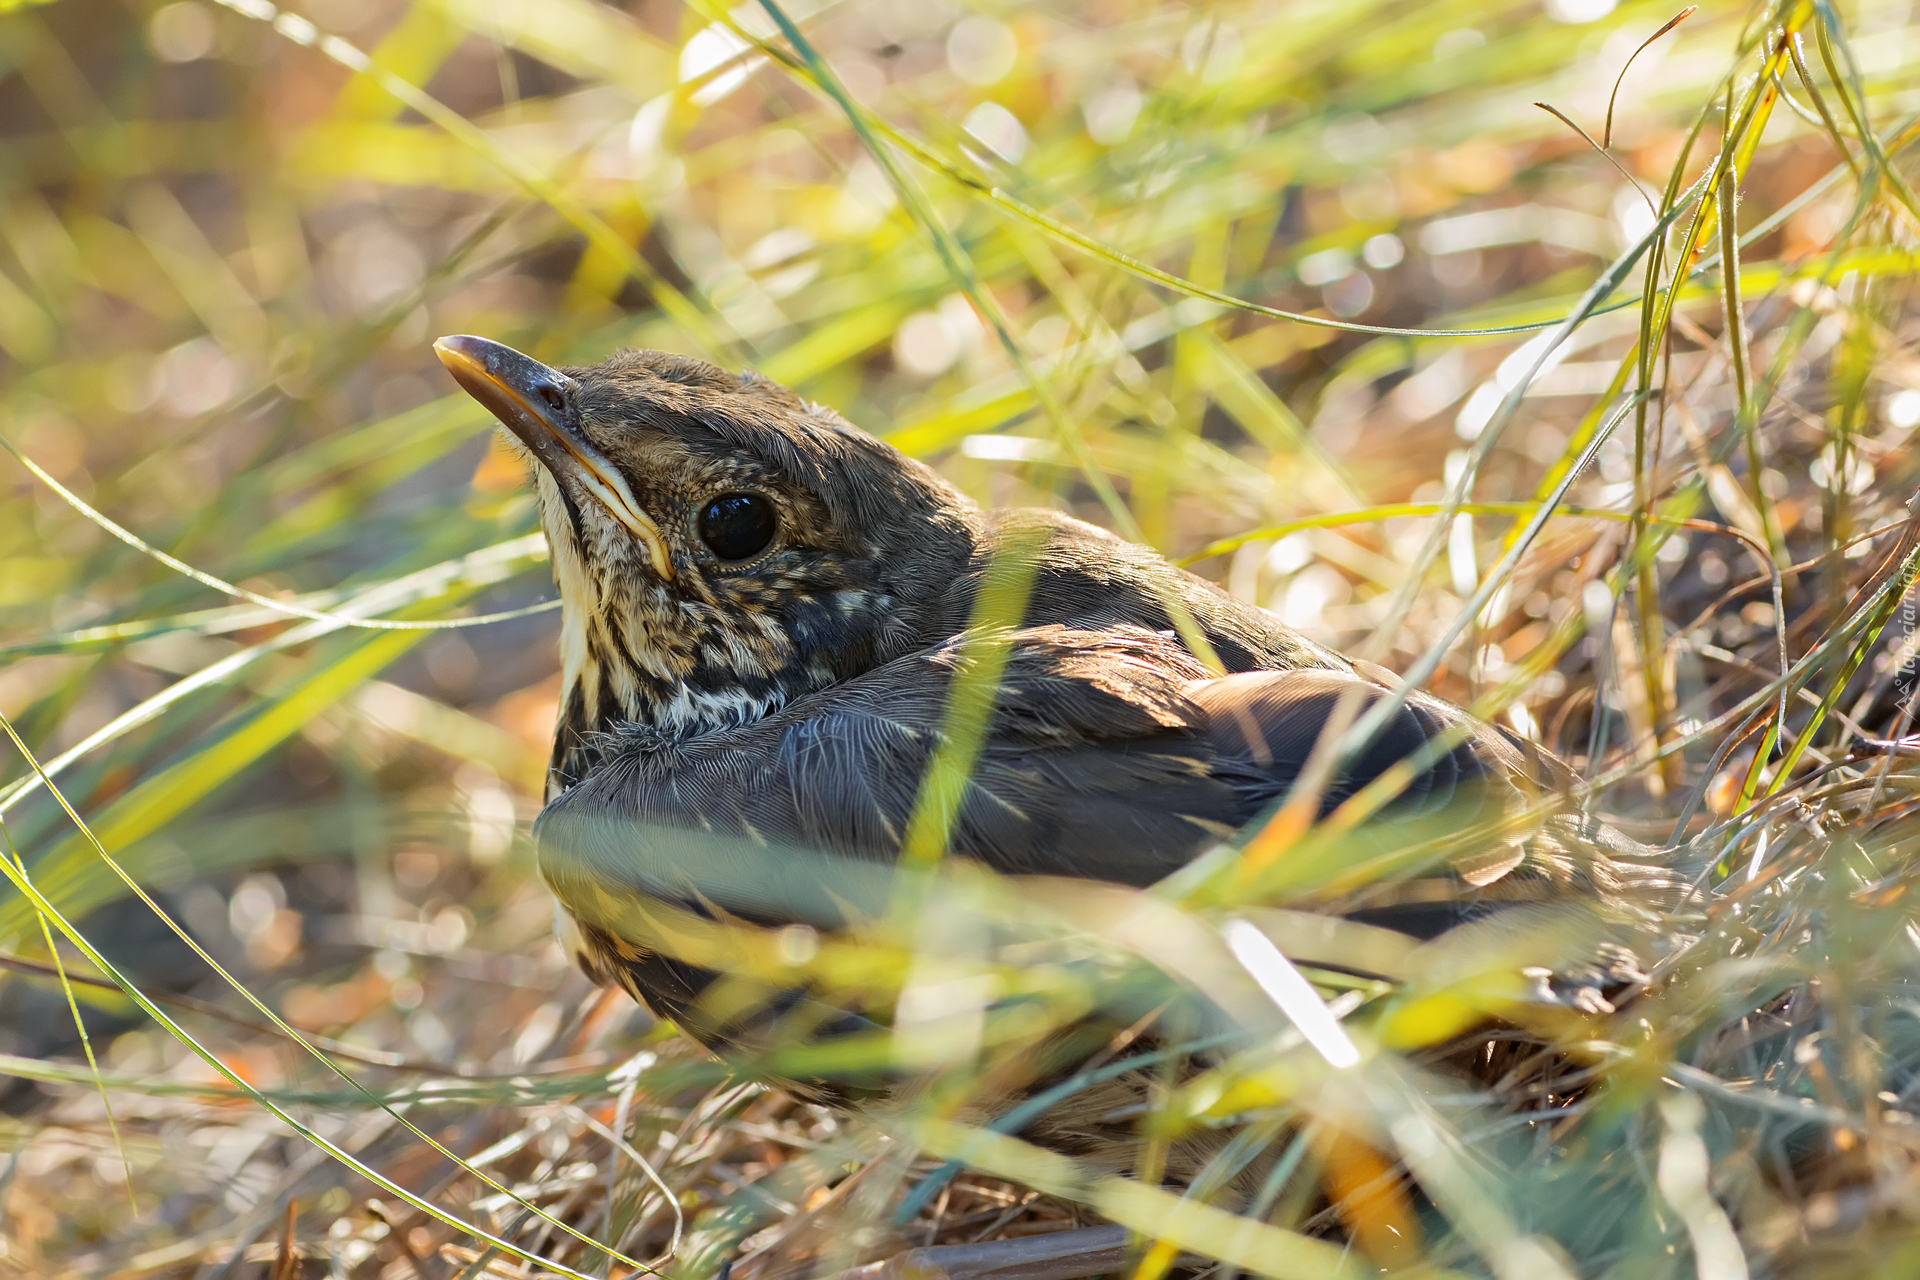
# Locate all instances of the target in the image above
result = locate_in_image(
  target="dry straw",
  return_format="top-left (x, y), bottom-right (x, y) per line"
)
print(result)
top-left (0, 0), bottom-right (1917, 1275)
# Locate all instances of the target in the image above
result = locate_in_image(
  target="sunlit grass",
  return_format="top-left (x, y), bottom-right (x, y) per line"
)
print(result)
top-left (1, 0), bottom-right (1918, 1274)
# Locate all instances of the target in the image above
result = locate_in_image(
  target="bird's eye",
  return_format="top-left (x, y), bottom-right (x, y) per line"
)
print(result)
top-left (698, 493), bottom-right (778, 562)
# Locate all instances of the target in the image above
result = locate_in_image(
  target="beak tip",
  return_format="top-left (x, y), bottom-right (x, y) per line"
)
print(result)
top-left (432, 334), bottom-right (484, 373)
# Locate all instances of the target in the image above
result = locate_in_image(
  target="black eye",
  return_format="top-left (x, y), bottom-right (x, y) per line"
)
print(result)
top-left (698, 493), bottom-right (777, 562)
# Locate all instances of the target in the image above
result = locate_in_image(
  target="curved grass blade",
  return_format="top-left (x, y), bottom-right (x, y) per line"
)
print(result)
top-left (0, 713), bottom-right (663, 1277)
top-left (747, 0), bottom-right (1142, 543)
top-left (3, 437), bottom-right (555, 633)
top-left (1177, 501), bottom-right (1742, 568)
top-left (0, 534), bottom-right (549, 818)
top-left (208, 0), bottom-right (738, 362)
top-left (0, 818), bottom-right (137, 1211)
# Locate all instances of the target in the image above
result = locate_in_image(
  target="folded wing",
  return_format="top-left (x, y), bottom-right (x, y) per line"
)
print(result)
top-left (539, 625), bottom-right (1551, 907)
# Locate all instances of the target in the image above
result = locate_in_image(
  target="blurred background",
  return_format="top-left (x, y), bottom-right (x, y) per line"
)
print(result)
top-left (2, 0), bottom-right (1918, 1273)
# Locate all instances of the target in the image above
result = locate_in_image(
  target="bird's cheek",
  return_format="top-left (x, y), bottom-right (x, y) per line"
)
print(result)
top-left (679, 571), bottom-right (735, 610)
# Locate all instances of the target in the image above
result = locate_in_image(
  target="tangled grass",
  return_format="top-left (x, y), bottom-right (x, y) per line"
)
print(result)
top-left (1, 0), bottom-right (1919, 1274)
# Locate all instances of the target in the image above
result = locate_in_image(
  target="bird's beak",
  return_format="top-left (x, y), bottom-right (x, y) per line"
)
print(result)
top-left (434, 335), bottom-right (673, 579)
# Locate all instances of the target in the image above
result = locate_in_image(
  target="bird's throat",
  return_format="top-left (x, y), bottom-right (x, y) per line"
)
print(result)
top-left (548, 583), bottom-right (807, 796)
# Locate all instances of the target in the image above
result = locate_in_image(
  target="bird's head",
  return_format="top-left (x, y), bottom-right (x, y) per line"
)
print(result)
top-left (435, 336), bottom-right (978, 791)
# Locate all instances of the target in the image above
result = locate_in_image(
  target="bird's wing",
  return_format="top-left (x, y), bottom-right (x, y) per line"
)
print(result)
top-left (536, 624), bottom-right (1548, 913)
top-left (534, 625), bottom-right (1675, 1051)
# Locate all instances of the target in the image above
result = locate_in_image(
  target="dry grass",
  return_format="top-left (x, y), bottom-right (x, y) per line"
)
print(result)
top-left (2, 0), bottom-right (1919, 1274)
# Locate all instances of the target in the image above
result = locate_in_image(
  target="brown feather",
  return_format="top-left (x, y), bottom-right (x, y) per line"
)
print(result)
top-left (437, 338), bottom-right (1681, 1158)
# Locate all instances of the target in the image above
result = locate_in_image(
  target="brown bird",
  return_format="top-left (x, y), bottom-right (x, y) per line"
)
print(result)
top-left (432, 334), bottom-right (1670, 1087)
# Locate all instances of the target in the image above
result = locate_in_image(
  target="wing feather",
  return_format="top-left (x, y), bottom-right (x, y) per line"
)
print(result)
top-left (530, 623), bottom-right (1660, 1050)
top-left (539, 624), bottom-right (1545, 899)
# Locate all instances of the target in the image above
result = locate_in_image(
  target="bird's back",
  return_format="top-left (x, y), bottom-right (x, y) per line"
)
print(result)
top-left (941, 508), bottom-right (1350, 675)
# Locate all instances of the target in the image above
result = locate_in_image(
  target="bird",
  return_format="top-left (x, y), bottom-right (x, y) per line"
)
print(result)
top-left (431, 334), bottom-right (1674, 1117)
